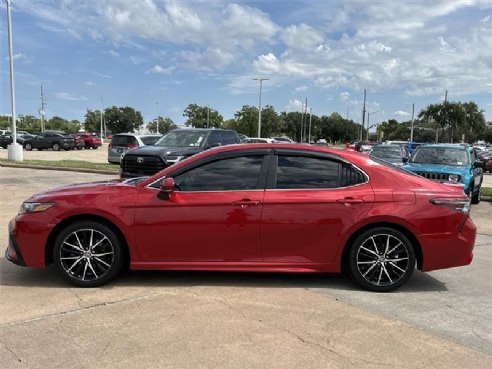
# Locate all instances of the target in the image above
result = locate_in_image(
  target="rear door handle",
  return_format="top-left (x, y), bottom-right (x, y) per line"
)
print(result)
top-left (336, 198), bottom-right (364, 204)
top-left (232, 200), bottom-right (261, 208)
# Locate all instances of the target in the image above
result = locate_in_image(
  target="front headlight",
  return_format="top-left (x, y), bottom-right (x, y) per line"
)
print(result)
top-left (19, 202), bottom-right (55, 214)
top-left (448, 174), bottom-right (460, 183)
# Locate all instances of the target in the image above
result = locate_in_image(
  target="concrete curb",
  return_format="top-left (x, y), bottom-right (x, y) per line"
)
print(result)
top-left (0, 162), bottom-right (118, 175)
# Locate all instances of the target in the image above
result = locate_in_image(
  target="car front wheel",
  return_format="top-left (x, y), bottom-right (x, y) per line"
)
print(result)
top-left (52, 143), bottom-right (61, 151)
top-left (25, 143), bottom-right (33, 151)
top-left (53, 221), bottom-right (124, 287)
top-left (347, 227), bottom-right (416, 292)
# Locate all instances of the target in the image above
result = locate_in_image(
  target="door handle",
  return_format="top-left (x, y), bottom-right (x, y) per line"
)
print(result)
top-left (232, 200), bottom-right (261, 208)
top-left (336, 198), bottom-right (364, 204)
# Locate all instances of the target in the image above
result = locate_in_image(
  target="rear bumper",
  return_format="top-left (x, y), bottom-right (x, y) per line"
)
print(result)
top-left (420, 217), bottom-right (476, 272)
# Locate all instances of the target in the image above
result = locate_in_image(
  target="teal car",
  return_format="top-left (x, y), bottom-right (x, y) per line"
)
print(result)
top-left (403, 144), bottom-right (484, 204)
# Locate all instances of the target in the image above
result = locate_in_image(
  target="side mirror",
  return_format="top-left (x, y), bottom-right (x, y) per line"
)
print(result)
top-left (160, 177), bottom-right (175, 192)
top-left (158, 177), bottom-right (175, 200)
top-left (402, 157), bottom-right (408, 163)
top-left (474, 160), bottom-right (484, 169)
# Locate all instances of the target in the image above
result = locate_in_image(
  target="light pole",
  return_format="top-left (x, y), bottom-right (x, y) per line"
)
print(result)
top-left (253, 78), bottom-right (268, 137)
top-left (155, 102), bottom-right (159, 133)
top-left (366, 110), bottom-right (379, 141)
top-left (5, 0), bottom-right (23, 161)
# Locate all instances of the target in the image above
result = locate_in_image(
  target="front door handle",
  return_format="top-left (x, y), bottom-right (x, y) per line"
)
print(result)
top-left (336, 198), bottom-right (364, 204)
top-left (232, 200), bottom-right (261, 208)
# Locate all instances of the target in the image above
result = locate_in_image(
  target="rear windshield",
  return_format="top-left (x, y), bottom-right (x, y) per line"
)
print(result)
top-left (111, 135), bottom-right (137, 147)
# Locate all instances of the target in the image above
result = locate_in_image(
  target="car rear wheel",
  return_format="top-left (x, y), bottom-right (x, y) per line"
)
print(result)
top-left (25, 143), bottom-right (32, 151)
top-left (92, 145), bottom-right (98, 149)
top-left (53, 221), bottom-right (124, 287)
top-left (52, 143), bottom-right (61, 151)
top-left (347, 227), bottom-right (415, 292)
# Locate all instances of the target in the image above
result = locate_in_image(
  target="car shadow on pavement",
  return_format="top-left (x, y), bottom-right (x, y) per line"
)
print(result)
top-left (0, 258), bottom-right (447, 292)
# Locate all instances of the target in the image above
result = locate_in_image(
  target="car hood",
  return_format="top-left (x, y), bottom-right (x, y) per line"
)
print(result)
top-left (26, 179), bottom-right (135, 202)
top-left (125, 145), bottom-right (203, 157)
top-left (403, 163), bottom-right (467, 175)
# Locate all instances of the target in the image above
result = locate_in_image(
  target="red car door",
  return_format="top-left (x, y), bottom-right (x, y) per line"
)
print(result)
top-left (133, 154), bottom-right (268, 263)
top-left (260, 152), bottom-right (374, 265)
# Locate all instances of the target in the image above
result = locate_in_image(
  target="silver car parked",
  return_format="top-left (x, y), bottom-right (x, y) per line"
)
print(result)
top-left (107, 133), bottom-right (162, 164)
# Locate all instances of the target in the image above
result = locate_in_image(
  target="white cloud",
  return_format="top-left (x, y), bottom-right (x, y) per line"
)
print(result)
top-left (147, 65), bottom-right (175, 74)
top-left (55, 92), bottom-right (88, 101)
top-left (340, 92), bottom-right (350, 101)
top-left (394, 110), bottom-right (411, 117)
top-left (84, 81), bottom-right (96, 87)
top-left (109, 50), bottom-right (120, 57)
top-left (295, 85), bottom-right (308, 92)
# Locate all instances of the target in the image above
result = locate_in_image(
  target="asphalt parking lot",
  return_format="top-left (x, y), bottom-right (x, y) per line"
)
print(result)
top-left (1, 154), bottom-right (492, 368)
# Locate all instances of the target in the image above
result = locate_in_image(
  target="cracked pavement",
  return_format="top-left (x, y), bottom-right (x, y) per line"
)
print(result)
top-left (1, 167), bottom-right (492, 368)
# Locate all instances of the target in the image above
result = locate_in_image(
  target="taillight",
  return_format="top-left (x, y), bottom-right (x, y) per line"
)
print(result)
top-left (430, 198), bottom-right (471, 214)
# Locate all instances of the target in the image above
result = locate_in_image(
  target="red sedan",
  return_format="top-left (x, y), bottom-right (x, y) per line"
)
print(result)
top-left (6, 144), bottom-right (476, 292)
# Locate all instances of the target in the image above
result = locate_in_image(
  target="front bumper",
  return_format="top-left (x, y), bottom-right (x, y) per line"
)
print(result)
top-left (5, 221), bottom-right (26, 266)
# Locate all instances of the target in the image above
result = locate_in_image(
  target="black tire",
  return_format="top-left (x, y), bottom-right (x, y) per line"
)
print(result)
top-left (347, 227), bottom-right (416, 292)
top-left (92, 145), bottom-right (98, 150)
top-left (53, 221), bottom-right (124, 287)
top-left (52, 142), bottom-right (61, 151)
top-left (471, 186), bottom-right (481, 204)
top-left (25, 143), bottom-right (33, 151)
top-left (77, 146), bottom-right (83, 150)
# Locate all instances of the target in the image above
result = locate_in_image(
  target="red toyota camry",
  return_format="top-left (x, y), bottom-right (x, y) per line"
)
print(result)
top-left (6, 144), bottom-right (476, 292)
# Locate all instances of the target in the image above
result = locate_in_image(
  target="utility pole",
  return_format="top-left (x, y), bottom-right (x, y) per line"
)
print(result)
top-left (155, 102), bottom-right (159, 133)
top-left (100, 97), bottom-right (104, 139)
top-left (308, 108), bottom-right (312, 144)
top-left (207, 105), bottom-right (210, 128)
top-left (300, 99), bottom-right (305, 142)
top-left (5, 0), bottom-right (22, 161)
top-left (410, 103), bottom-right (415, 142)
top-left (40, 85), bottom-right (46, 132)
top-left (304, 98), bottom-right (308, 142)
top-left (253, 78), bottom-right (268, 137)
top-left (360, 89), bottom-right (366, 141)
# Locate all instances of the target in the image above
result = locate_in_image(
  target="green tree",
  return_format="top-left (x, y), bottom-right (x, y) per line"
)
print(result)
top-left (147, 116), bottom-right (178, 134)
top-left (104, 106), bottom-right (144, 134)
top-left (232, 105), bottom-right (258, 137)
top-left (183, 104), bottom-right (223, 128)
top-left (259, 105), bottom-right (282, 138)
top-left (84, 110), bottom-right (102, 133)
top-left (418, 101), bottom-right (487, 143)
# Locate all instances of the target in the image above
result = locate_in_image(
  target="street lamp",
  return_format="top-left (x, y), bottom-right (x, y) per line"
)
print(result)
top-left (253, 78), bottom-right (268, 137)
top-left (4, 0), bottom-right (23, 161)
top-left (366, 110), bottom-right (379, 141)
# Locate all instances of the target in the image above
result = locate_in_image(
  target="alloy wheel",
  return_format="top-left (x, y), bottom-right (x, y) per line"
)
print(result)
top-left (59, 228), bottom-right (115, 283)
top-left (348, 227), bottom-right (415, 292)
top-left (356, 233), bottom-right (410, 288)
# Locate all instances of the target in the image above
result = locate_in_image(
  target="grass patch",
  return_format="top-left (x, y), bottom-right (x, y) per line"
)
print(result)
top-left (0, 158), bottom-right (119, 173)
top-left (482, 187), bottom-right (492, 197)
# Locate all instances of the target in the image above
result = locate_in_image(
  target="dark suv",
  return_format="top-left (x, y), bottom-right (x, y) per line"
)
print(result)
top-left (24, 132), bottom-right (75, 151)
top-left (120, 128), bottom-right (241, 178)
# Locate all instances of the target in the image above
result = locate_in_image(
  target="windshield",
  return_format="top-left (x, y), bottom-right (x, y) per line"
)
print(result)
top-left (410, 147), bottom-right (469, 166)
top-left (155, 130), bottom-right (207, 147)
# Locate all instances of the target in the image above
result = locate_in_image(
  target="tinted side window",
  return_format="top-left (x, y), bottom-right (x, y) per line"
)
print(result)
top-left (207, 131), bottom-right (221, 147)
top-left (174, 156), bottom-right (264, 191)
top-left (275, 156), bottom-right (340, 189)
top-left (220, 131), bottom-right (238, 145)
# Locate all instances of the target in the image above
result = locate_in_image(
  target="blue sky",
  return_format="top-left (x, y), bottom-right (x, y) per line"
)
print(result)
top-left (1, 0), bottom-right (491, 129)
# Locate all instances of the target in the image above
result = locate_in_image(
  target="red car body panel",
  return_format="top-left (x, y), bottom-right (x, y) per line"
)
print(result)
top-left (6, 144), bottom-right (475, 278)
